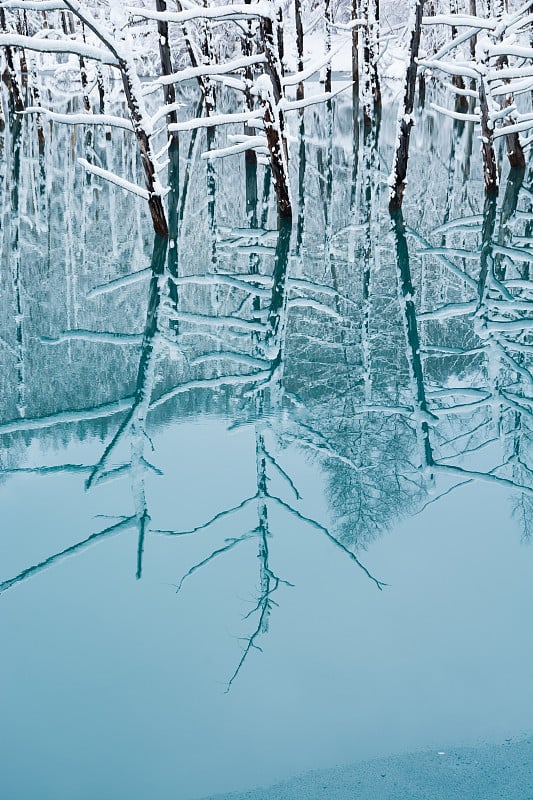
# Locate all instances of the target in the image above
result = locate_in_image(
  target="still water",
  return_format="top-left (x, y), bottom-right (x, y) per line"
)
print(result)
top-left (0, 83), bottom-right (532, 798)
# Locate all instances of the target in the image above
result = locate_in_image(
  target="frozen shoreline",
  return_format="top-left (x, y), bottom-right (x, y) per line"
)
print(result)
top-left (201, 737), bottom-right (533, 800)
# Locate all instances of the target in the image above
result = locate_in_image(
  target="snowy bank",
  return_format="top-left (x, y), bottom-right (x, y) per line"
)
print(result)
top-left (201, 737), bottom-right (533, 800)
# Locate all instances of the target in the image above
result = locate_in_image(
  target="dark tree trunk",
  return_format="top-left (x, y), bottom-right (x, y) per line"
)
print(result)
top-left (390, 208), bottom-right (434, 476)
top-left (352, 0), bottom-right (359, 115)
top-left (389, 0), bottom-right (424, 210)
top-left (0, 8), bottom-right (24, 112)
top-left (259, 91), bottom-right (292, 219)
top-left (295, 0), bottom-right (304, 100)
top-left (260, 10), bottom-right (292, 219)
top-left (324, 0), bottom-right (332, 94)
top-left (243, 0), bottom-right (257, 165)
top-left (479, 77), bottom-right (498, 196)
top-left (469, 0), bottom-right (477, 58)
top-left (361, 0), bottom-right (381, 129)
top-left (156, 1), bottom-right (178, 130)
top-left (120, 61), bottom-right (169, 236)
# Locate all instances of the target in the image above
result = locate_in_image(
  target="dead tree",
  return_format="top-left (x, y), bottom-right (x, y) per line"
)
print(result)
top-left (61, 1), bottom-right (169, 236)
top-left (360, 0), bottom-right (381, 129)
top-left (389, 0), bottom-right (425, 210)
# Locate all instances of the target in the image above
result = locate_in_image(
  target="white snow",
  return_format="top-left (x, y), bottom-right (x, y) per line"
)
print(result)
top-left (198, 739), bottom-right (533, 800)
top-left (77, 159), bottom-right (150, 200)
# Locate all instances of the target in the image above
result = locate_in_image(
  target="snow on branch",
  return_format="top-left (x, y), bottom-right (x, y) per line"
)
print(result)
top-left (127, 3), bottom-right (273, 24)
top-left (169, 109), bottom-right (264, 132)
top-left (201, 136), bottom-right (268, 160)
top-left (0, 32), bottom-right (118, 64)
top-left (142, 55), bottom-right (267, 95)
top-left (422, 15), bottom-right (497, 30)
top-left (77, 159), bottom-right (150, 200)
top-left (418, 58), bottom-right (479, 80)
top-left (0, 1), bottom-right (67, 9)
top-left (429, 102), bottom-right (479, 122)
top-left (0, 517), bottom-right (136, 595)
top-left (281, 82), bottom-right (353, 112)
top-left (282, 42), bottom-right (348, 86)
top-left (22, 106), bottom-right (134, 131)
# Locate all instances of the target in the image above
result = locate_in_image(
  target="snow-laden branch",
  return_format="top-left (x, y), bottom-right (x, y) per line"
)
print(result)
top-left (40, 330), bottom-right (143, 345)
top-left (77, 159), bottom-right (150, 200)
top-left (281, 82), bottom-right (353, 112)
top-left (429, 102), bottom-right (479, 122)
top-left (0, 32), bottom-right (118, 64)
top-left (418, 58), bottom-right (479, 80)
top-left (0, 517), bottom-right (135, 594)
top-left (22, 106), bottom-right (134, 131)
top-left (142, 54), bottom-right (267, 95)
top-left (202, 136), bottom-right (268, 159)
top-left (169, 108), bottom-right (263, 132)
top-left (282, 41), bottom-right (347, 86)
top-left (0, 397), bottom-right (134, 436)
top-left (127, 3), bottom-right (273, 24)
top-left (0, 1), bottom-right (67, 10)
top-left (422, 14), bottom-right (496, 30)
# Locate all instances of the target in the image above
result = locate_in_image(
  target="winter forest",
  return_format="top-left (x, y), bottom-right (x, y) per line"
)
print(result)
top-left (0, 2), bottom-right (532, 799)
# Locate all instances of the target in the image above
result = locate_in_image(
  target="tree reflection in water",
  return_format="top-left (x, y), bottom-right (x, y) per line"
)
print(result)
top-left (1, 88), bottom-right (532, 686)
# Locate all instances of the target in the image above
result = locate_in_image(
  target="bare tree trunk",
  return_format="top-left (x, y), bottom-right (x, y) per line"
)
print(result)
top-left (260, 5), bottom-right (292, 219)
top-left (200, 0), bottom-right (216, 117)
top-left (448, 0), bottom-right (469, 113)
top-left (492, 1), bottom-right (526, 169)
top-left (0, 8), bottom-right (24, 112)
top-left (65, 14), bottom-right (91, 112)
top-left (243, 0), bottom-right (258, 164)
top-left (96, 65), bottom-right (106, 114)
top-left (295, 0), bottom-right (304, 100)
top-left (15, 11), bottom-right (27, 88)
top-left (28, 53), bottom-right (45, 153)
top-left (469, 0), bottom-right (477, 58)
top-left (175, 0), bottom-right (213, 106)
top-left (121, 66), bottom-right (169, 235)
top-left (372, 0), bottom-right (381, 108)
top-left (324, 0), bottom-right (332, 94)
top-left (361, 0), bottom-right (381, 128)
top-left (504, 122), bottom-right (526, 170)
top-left (352, 0), bottom-right (359, 117)
top-left (156, 0), bottom-right (178, 130)
top-left (156, 0), bottom-right (179, 273)
top-left (390, 208), bottom-right (434, 480)
top-left (61, 0), bottom-right (169, 235)
top-left (258, 83), bottom-right (291, 219)
top-left (479, 77), bottom-right (498, 195)
top-left (255, 433), bottom-right (271, 633)
top-left (389, 0), bottom-right (424, 210)
top-left (296, 112), bottom-right (306, 257)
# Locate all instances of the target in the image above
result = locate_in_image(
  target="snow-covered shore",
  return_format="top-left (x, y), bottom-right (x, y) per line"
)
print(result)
top-left (201, 737), bottom-right (533, 800)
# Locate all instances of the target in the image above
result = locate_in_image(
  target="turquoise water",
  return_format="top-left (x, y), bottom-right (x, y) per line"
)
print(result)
top-left (0, 87), bottom-right (532, 798)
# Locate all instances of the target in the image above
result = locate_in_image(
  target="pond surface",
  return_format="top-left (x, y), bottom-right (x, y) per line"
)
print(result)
top-left (0, 83), bottom-right (532, 799)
